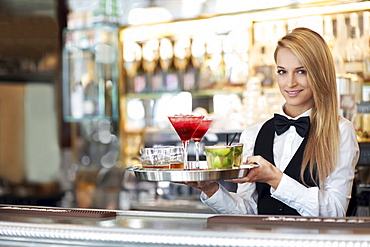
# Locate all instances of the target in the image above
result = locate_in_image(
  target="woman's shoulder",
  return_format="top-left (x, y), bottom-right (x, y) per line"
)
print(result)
top-left (240, 122), bottom-right (265, 141)
top-left (338, 115), bottom-right (355, 129)
top-left (338, 115), bottom-right (357, 137)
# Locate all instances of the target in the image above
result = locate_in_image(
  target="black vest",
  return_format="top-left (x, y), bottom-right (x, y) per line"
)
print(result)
top-left (254, 118), bottom-right (317, 215)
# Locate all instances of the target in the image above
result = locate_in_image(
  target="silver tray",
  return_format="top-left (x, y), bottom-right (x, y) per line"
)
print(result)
top-left (126, 164), bottom-right (258, 182)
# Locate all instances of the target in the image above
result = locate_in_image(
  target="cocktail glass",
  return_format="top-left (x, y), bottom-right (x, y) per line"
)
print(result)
top-left (204, 143), bottom-right (244, 169)
top-left (191, 118), bottom-right (214, 168)
top-left (168, 114), bottom-right (204, 169)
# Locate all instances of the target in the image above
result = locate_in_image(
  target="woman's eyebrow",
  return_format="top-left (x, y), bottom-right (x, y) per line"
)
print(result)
top-left (276, 65), bottom-right (305, 69)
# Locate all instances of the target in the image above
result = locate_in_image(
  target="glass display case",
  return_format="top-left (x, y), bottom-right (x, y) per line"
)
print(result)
top-left (62, 25), bottom-right (122, 210)
top-left (62, 25), bottom-right (119, 122)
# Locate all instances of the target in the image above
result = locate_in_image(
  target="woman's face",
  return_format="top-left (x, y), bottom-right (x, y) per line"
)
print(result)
top-left (276, 47), bottom-right (314, 117)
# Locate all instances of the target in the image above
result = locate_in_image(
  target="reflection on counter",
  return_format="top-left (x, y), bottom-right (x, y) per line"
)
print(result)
top-left (119, 166), bottom-right (238, 214)
top-left (1, 205), bottom-right (370, 247)
top-left (120, 168), bottom-right (212, 213)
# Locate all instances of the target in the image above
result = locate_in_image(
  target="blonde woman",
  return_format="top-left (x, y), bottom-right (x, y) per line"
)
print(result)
top-left (187, 27), bottom-right (359, 217)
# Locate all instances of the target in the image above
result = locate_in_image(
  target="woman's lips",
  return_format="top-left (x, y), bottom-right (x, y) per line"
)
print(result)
top-left (286, 90), bottom-right (303, 96)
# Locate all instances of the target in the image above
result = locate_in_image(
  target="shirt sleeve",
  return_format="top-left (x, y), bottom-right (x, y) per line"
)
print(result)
top-left (199, 123), bottom-right (262, 215)
top-left (200, 183), bottom-right (258, 214)
top-left (271, 117), bottom-right (359, 217)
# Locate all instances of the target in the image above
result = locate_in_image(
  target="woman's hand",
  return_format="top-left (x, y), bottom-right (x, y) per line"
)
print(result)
top-left (179, 181), bottom-right (219, 198)
top-left (227, 155), bottom-right (283, 190)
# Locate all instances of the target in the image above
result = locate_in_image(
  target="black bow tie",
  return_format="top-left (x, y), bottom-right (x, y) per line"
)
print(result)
top-left (274, 114), bottom-right (310, 137)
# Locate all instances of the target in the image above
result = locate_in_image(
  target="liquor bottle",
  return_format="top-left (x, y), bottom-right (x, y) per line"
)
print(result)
top-left (151, 61), bottom-right (164, 92)
top-left (93, 0), bottom-right (120, 25)
top-left (342, 13), bottom-right (363, 120)
top-left (142, 39), bottom-right (159, 93)
top-left (159, 38), bottom-right (173, 92)
top-left (191, 36), bottom-right (206, 91)
top-left (334, 14), bottom-right (348, 63)
top-left (123, 41), bottom-right (142, 94)
top-left (344, 13), bottom-right (363, 78)
top-left (323, 15), bottom-right (345, 76)
top-left (250, 22), bottom-right (275, 88)
top-left (362, 11), bottom-right (370, 101)
top-left (165, 57), bottom-right (179, 92)
top-left (198, 35), bottom-right (224, 90)
top-left (133, 63), bottom-right (146, 94)
top-left (174, 36), bottom-right (191, 90)
top-left (183, 59), bottom-right (196, 91)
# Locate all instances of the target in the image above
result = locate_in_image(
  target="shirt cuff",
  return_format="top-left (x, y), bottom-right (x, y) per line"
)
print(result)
top-left (200, 184), bottom-right (223, 203)
top-left (200, 184), bottom-right (232, 214)
top-left (271, 173), bottom-right (288, 195)
top-left (271, 173), bottom-right (319, 216)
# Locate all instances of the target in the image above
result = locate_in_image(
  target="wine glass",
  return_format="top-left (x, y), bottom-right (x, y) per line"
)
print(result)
top-left (191, 118), bottom-right (214, 168)
top-left (168, 114), bottom-right (204, 169)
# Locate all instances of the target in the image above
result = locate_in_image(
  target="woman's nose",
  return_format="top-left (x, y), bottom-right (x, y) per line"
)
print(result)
top-left (286, 74), bottom-right (298, 87)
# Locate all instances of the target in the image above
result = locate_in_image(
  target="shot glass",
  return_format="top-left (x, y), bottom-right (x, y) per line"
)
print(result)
top-left (169, 146), bottom-right (184, 169)
top-left (204, 143), bottom-right (243, 169)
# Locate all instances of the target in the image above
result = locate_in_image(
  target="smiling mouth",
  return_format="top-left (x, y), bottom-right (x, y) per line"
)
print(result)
top-left (286, 90), bottom-right (303, 96)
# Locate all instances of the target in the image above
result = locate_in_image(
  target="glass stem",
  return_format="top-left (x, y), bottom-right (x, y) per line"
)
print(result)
top-left (182, 140), bottom-right (190, 169)
top-left (195, 141), bottom-right (200, 168)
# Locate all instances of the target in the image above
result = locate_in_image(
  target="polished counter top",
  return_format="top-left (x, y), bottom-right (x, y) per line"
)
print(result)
top-left (0, 205), bottom-right (370, 247)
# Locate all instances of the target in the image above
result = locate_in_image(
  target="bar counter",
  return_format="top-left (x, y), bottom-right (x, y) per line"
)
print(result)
top-left (0, 205), bottom-right (370, 247)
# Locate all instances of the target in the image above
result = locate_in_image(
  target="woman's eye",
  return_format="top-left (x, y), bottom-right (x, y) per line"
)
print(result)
top-left (297, 69), bottom-right (307, 74)
top-left (277, 70), bottom-right (286, 75)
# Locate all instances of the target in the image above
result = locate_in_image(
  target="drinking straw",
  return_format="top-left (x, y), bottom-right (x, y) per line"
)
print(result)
top-left (228, 132), bottom-right (238, 145)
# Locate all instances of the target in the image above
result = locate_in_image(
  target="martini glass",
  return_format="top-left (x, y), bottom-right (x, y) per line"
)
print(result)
top-left (168, 114), bottom-right (204, 169)
top-left (191, 118), bottom-right (214, 168)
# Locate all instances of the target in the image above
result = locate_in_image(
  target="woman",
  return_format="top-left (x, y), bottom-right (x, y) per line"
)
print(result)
top-left (187, 27), bottom-right (359, 217)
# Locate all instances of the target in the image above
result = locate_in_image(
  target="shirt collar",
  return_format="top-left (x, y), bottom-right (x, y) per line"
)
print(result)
top-left (279, 104), bottom-right (311, 120)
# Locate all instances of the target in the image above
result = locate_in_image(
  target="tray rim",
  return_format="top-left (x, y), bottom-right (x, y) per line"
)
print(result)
top-left (127, 164), bottom-right (258, 182)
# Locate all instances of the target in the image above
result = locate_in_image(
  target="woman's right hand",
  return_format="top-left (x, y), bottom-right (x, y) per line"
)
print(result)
top-left (180, 181), bottom-right (219, 198)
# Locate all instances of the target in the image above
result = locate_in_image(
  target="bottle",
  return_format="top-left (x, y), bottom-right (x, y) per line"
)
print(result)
top-left (323, 15), bottom-right (345, 76)
top-left (159, 38), bottom-right (173, 92)
top-left (142, 39), bottom-right (159, 93)
top-left (165, 60), bottom-right (180, 92)
top-left (133, 63), bottom-right (146, 94)
top-left (93, 0), bottom-right (120, 25)
top-left (344, 13), bottom-right (363, 78)
top-left (250, 22), bottom-right (275, 88)
top-left (344, 13), bottom-right (364, 107)
top-left (362, 11), bottom-right (370, 100)
top-left (334, 14), bottom-right (348, 64)
top-left (151, 60), bottom-right (164, 92)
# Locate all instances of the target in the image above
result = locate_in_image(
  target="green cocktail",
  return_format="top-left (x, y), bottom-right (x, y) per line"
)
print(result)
top-left (205, 143), bottom-right (243, 169)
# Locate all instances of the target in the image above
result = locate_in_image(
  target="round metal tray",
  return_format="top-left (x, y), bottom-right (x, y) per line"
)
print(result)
top-left (126, 164), bottom-right (257, 182)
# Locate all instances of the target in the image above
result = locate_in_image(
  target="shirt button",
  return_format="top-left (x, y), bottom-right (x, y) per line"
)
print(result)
top-left (279, 208), bottom-right (283, 213)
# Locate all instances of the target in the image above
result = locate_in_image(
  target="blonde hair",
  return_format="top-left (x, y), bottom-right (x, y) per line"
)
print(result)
top-left (274, 27), bottom-right (339, 186)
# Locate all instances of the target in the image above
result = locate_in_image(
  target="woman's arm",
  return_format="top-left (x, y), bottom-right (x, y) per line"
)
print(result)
top-left (199, 124), bottom-right (263, 214)
top-left (271, 118), bottom-right (359, 217)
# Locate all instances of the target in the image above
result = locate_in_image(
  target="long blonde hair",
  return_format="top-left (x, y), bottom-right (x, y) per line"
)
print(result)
top-left (274, 27), bottom-right (340, 186)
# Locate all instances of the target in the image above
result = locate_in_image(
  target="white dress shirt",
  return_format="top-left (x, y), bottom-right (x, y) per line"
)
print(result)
top-left (201, 109), bottom-right (360, 217)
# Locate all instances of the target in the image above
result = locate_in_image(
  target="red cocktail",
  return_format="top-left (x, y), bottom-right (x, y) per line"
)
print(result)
top-left (192, 118), bottom-right (214, 168)
top-left (168, 114), bottom-right (204, 169)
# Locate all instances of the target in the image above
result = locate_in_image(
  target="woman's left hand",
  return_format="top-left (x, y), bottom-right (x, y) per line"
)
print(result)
top-left (226, 155), bottom-right (283, 190)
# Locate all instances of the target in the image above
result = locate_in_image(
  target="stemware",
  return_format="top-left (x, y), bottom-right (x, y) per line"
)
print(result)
top-left (191, 118), bottom-right (214, 168)
top-left (168, 114), bottom-right (204, 169)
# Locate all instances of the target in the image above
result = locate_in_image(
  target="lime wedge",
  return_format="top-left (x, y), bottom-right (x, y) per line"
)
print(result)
top-left (212, 148), bottom-right (231, 156)
top-left (213, 157), bottom-right (222, 168)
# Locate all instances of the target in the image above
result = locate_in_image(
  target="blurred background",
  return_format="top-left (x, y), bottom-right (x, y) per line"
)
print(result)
top-left (1, 0), bottom-right (370, 215)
